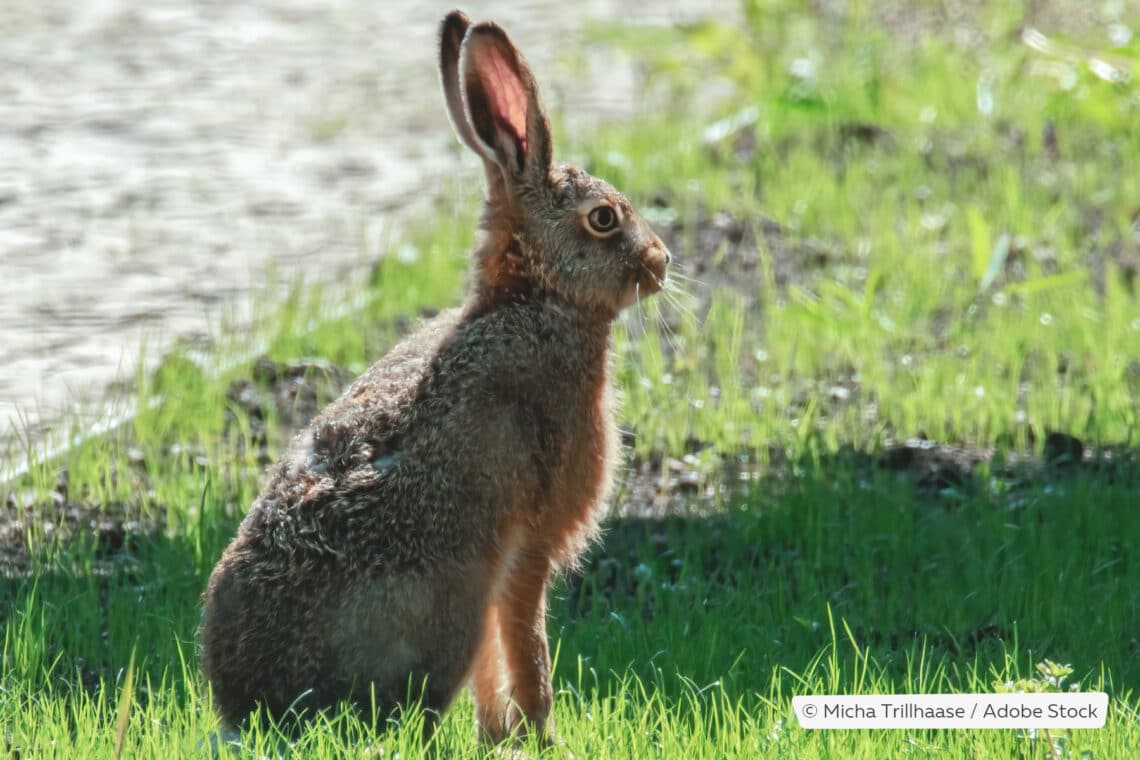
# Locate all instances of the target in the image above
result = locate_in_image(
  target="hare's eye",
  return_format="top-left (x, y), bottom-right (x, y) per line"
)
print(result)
top-left (586, 205), bottom-right (619, 236)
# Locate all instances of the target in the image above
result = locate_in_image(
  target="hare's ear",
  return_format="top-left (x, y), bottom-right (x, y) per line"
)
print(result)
top-left (439, 10), bottom-right (488, 160)
top-left (459, 22), bottom-right (553, 183)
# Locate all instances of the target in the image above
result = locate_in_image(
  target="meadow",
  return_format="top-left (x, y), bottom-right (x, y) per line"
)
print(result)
top-left (3, 1), bottom-right (1139, 757)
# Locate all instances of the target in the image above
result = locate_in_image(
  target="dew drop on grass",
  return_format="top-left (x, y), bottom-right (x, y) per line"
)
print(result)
top-left (976, 73), bottom-right (995, 116)
top-left (920, 212), bottom-right (947, 231)
top-left (789, 57), bottom-right (817, 80)
top-left (1109, 23), bottom-right (1133, 47)
top-left (395, 244), bottom-right (419, 264)
top-left (1089, 58), bottom-right (1129, 84)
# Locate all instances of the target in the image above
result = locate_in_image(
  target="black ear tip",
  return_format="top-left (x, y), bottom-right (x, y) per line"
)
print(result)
top-left (441, 10), bottom-right (471, 39)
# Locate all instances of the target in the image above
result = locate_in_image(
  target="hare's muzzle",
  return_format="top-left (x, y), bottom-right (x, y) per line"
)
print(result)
top-left (637, 241), bottom-right (671, 295)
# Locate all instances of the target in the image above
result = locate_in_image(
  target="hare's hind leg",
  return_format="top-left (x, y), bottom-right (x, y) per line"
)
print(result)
top-left (331, 565), bottom-right (492, 730)
top-left (401, 568), bottom-right (497, 744)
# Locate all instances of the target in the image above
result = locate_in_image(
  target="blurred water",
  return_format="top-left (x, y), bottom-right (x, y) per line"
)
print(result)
top-left (0, 0), bottom-right (735, 452)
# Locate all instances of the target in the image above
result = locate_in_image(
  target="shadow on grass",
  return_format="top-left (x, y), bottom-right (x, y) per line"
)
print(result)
top-left (552, 439), bottom-right (1140, 712)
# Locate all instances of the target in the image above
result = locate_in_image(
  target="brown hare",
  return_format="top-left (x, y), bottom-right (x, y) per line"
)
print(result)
top-left (199, 8), bottom-right (670, 747)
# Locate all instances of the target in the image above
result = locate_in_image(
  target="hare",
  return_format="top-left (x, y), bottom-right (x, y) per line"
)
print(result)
top-left (199, 8), bottom-right (670, 746)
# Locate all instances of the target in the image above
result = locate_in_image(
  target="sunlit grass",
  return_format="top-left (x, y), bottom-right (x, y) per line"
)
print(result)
top-left (587, 1), bottom-right (1140, 455)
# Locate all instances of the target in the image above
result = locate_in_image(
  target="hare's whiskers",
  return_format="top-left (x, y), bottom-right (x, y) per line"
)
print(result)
top-left (637, 263), bottom-right (681, 355)
top-left (641, 261), bottom-right (697, 316)
top-left (659, 270), bottom-right (701, 303)
top-left (656, 302), bottom-right (682, 356)
top-left (633, 279), bottom-right (649, 334)
top-left (659, 286), bottom-right (701, 329)
top-left (665, 269), bottom-right (708, 288)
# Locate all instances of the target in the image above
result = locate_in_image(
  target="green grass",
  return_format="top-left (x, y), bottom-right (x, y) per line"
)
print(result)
top-left (587, 1), bottom-right (1140, 456)
top-left (3, 1), bottom-right (1139, 757)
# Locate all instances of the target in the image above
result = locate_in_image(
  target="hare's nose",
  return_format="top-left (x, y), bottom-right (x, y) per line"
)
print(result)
top-left (644, 243), bottom-right (670, 283)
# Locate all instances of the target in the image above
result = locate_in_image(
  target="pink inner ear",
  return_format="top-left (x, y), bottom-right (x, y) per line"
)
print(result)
top-left (475, 51), bottom-right (528, 155)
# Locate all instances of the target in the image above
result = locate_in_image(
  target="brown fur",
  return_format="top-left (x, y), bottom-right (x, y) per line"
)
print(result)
top-left (199, 9), bottom-right (670, 746)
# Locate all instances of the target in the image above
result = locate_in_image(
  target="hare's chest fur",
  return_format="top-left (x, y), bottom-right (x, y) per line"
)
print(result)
top-left (538, 366), bottom-right (618, 567)
top-left (469, 304), bottom-right (620, 566)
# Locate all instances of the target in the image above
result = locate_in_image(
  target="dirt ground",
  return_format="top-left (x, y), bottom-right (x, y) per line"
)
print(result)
top-left (0, 0), bottom-right (736, 461)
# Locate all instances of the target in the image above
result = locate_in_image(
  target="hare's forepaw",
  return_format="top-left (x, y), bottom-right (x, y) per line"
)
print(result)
top-left (476, 711), bottom-right (511, 746)
top-left (480, 701), bottom-right (569, 755)
top-left (503, 694), bottom-right (554, 743)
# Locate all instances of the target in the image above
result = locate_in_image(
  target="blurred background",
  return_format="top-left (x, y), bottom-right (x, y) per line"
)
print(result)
top-left (0, 0), bottom-right (734, 451)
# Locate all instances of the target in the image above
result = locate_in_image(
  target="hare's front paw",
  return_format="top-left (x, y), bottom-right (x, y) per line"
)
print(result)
top-left (503, 685), bottom-right (555, 745)
top-left (480, 700), bottom-right (572, 756)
